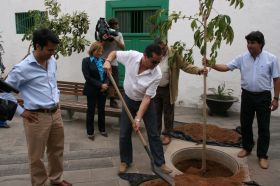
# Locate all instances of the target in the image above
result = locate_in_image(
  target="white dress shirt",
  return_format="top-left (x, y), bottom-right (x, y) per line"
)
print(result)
top-left (116, 50), bottom-right (162, 101)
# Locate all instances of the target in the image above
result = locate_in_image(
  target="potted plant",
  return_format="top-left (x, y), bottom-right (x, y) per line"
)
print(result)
top-left (205, 82), bottom-right (238, 116)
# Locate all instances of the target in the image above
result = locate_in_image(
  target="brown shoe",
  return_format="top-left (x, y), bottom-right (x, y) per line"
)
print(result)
top-left (119, 162), bottom-right (129, 173)
top-left (160, 164), bottom-right (172, 174)
top-left (100, 131), bottom-right (108, 137)
top-left (52, 180), bottom-right (72, 186)
top-left (161, 135), bottom-right (171, 145)
top-left (88, 134), bottom-right (95, 141)
top-left (259, 158), bottom-right (269, 169)
top-left (237, 149), bottom-right (250, 158)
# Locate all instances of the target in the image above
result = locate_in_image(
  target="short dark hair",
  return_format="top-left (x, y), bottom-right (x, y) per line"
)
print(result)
top-left (245, 31), bottom-right (265, 49)
top-left (144, 43), bottom-right (162, 58)
top-left (107, 18), bottom-right (119, 27)
top-left (32, 28), bottom-right (60, 49)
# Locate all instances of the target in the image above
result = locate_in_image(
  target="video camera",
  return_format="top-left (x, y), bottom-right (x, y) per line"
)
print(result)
top-left (0, 79), bottom-right (19, 120)
top-left (95, 17), bottom-right (118, 42)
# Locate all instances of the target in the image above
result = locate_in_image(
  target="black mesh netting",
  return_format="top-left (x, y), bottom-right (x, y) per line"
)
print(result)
top-left (118, 173), bottom-right (159, 186)
top-left (118, 173), bottom-right (261, 186)
top-left (163, 125), bottom-right (242, 148)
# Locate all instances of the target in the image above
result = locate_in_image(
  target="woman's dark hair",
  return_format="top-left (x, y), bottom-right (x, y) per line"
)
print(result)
top-left (245, 31), bottom-right (265, 49)
top-left (144, 43), bottom-right (162, 58)
top-left (32, 28), bottom-right (60, 49)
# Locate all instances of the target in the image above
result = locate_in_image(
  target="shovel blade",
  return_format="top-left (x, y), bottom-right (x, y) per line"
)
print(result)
top-left (153, 165), bottom-right (175, 186)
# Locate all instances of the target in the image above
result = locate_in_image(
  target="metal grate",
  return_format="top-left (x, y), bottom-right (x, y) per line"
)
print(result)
top-left (115, 9), bottom-right (156, 33)
top-left (15, 11), bottom-right (45, 34)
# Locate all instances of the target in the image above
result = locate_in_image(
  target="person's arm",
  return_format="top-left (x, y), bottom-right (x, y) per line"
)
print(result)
top-left (203, 58), bottom-right (230, 72)
top-left (271, 77), bottom-right (280, 111)
top-left (133, 95), bottom-right (151, 131)
top-left (103, 51), bottom-right (117, 74)
top-left (114, 36), bottom-right (125, 50)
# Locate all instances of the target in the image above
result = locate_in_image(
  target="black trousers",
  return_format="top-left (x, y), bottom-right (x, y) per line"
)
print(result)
top-left (240, 89), bottom-right (271, 159)
top-left (86, 92), bottom-right (107, 135)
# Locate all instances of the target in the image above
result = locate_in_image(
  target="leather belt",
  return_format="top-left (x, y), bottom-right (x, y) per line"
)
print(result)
top-left (242, 88), bottom-right (270, 95)
top-left (28, 105), bottom-right (58, 113)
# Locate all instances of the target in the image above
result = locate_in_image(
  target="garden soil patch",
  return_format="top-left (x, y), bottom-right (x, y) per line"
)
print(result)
top-left (174, 123), bottom-right (241, 144)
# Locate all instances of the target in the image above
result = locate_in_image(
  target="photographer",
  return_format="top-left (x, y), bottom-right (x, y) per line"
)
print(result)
top-left (101, 18), bottom-right (125, 108)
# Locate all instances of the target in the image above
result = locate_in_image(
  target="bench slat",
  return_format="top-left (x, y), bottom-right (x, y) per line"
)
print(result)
top-left (58, 81), bottom-right (121, 118)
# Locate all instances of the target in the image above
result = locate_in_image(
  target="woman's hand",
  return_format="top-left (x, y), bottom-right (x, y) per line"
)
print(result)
top-left (101, 83), bottom-right (109, 92)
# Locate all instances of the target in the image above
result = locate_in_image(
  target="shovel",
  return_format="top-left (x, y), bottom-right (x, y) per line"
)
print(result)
top-left (107, 72), bottom-right (174, 186)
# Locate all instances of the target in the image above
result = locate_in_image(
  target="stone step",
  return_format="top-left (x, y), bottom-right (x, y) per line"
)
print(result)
top-left (0, 148), bottom-right (119, 177)
top-left (0, 156), bottom-right (115, 177)
top-left (0, 148), bottom-right (119, 165)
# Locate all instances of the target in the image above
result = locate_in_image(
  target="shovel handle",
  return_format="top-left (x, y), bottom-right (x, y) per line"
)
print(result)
top-left (107, 72), bottom-right (148, 147)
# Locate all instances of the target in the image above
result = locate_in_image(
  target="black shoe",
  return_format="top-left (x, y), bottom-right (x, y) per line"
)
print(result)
top-left (100, 132), bottom-right (108, 137)
top-left (0, 124), bottom-right (10, 128)
top-left (110, 99), bottom-right (119, 108)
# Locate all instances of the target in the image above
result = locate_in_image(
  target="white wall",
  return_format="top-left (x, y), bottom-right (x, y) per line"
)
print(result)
top-left (169, 0), bottom-right (280, 116)
top-left (0, 0), bottom-right (104, 82)
top-left (1, 0), bottom-right (279, 116)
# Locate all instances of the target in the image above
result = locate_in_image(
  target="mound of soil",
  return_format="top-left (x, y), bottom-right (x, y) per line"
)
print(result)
top-left (140, 123), bottom-right (245, 186)
top-left (140, 164), bottom-right (246, 186)
top-left (174, 123), bottom-right (241, 144)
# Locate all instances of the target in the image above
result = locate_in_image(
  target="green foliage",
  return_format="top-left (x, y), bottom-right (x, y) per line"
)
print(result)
top-left (148, 0), bottom-right (244, 65)
top-left (22, 0), bottom-right (90, 59)
top-left (208, 82), bottom-right (234, 99)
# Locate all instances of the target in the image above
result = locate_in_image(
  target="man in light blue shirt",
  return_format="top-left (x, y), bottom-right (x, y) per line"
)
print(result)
top-left (205, 31), bottom-right (280, 169)
top-left (3, 28), bottom-right (72, 186)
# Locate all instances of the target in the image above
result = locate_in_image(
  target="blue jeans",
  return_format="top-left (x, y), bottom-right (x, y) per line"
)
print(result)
top-left (119, 94), bottom-right (165, 166)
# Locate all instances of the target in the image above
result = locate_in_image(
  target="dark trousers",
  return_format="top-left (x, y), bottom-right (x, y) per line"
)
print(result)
top-left (119, 94), bottom-right (165, 166)
top-left (108, 66), bottom-right (119, 99)
top-left (240, 89), bottom-right (271, 159)
top-left (154, 86), bottom-right (174, 134)
top-left (86, 92), bottom-right (107, 135)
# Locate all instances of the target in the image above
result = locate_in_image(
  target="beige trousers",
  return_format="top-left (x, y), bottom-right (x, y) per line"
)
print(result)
top-left (23, 109), bottom-right (64, 186)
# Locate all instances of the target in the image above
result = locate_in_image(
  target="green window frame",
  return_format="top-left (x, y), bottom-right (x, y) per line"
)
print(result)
top-left (115, 9), bottom-right (157, 33)
top-left (15, 11), bottom-right (45, 34)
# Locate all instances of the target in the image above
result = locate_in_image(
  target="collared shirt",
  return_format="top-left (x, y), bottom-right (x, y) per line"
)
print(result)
top-left (3, 52), bottom-right (59, 115)
top-left (90, 56), bottom-right (104, 81)
top-left (116, 50), bottom-right (162, 101)
top-left (227, 50), bottom-right (280, 92)
top-left (158, 51), bottom-right (170, 87)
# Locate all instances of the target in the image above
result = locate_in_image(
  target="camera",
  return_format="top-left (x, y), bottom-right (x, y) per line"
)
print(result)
top-left (0, 79), bottom-right (19, 120)
top-left (95, 17), bottom-right (119, 42)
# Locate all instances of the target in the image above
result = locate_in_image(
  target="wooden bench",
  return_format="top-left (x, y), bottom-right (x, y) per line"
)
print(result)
top-left (57, 81), bottom-right (121, 120)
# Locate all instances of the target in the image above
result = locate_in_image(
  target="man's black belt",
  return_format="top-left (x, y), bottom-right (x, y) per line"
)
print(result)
top-left (28, 105), bottom-right (58, 113)
top-left (242, 88), bottom-right (270, 95)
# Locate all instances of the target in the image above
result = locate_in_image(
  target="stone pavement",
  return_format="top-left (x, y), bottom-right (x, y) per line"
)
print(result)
top-left (0, 107), bottom-right (279, 186)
